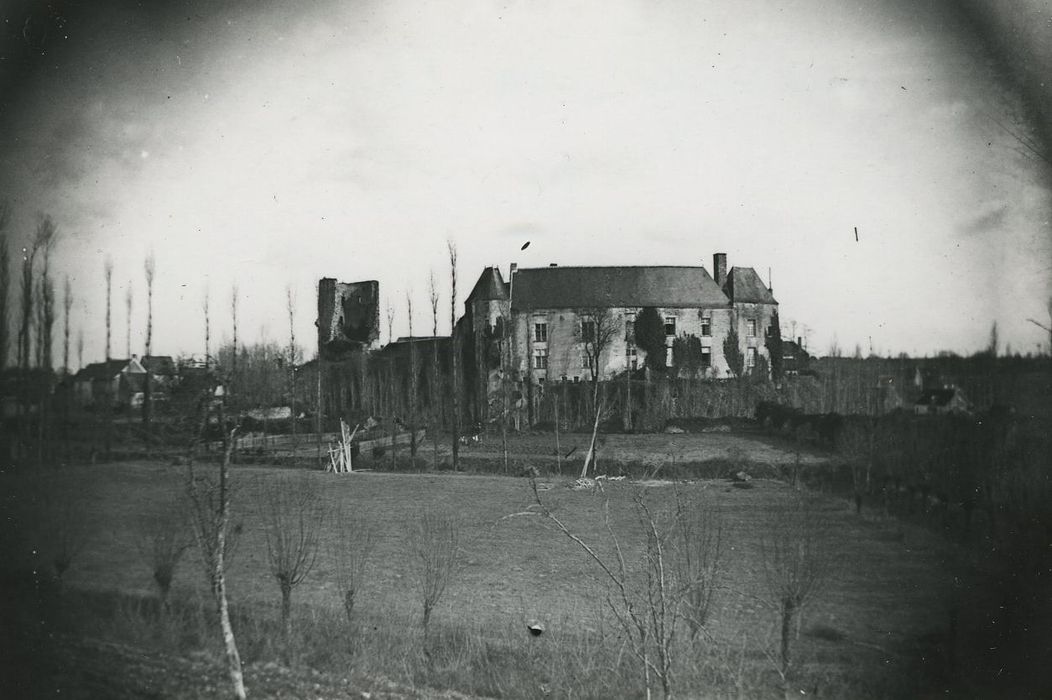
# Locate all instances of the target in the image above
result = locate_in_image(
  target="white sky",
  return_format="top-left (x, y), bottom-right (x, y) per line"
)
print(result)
top-left (1, 0), bottom-right (1050, 364)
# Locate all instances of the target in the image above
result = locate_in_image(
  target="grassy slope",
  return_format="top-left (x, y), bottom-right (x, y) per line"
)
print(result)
top-left (3, 456), bottom-right (963, 696)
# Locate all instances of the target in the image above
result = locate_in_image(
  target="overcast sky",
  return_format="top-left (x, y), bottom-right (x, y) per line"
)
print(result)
top-left (1, 0), bottom-right (1050, 364)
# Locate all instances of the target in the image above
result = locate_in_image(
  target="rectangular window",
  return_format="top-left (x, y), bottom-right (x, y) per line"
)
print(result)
top-left (581, 319), bottom-right (596, 343)
top-left (701, 316), bottom-right (711, 337)
top-left (626, 345), bottom-right (638, 370)
top-left (534, 322), bottom-right (547, 343)
top-left (747, 319), bottom-right (757, 337)
top-left (746, 347), bottom-right (757, 370)
top-left (582, 352), bottom-right (592, 369)
top-left (533, 348), bottom-right (548, 370)
top-left (664, 316), bottom-right (676, 336)
top-left (701, 346), bottom-right (711, 368)
top-left (626, 320), bottom-right (635, 343)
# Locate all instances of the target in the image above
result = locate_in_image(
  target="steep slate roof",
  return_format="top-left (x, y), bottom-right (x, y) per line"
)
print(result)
top-left (511, 266), bottom-right (729, 311)
top-left (467, 267), bottom-right (509, 302)
top-left (723, 267), bottom-right (777, 304)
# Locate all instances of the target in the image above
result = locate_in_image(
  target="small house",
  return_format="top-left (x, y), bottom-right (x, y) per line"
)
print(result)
top-left (913, 386), bottom-right (971, 415)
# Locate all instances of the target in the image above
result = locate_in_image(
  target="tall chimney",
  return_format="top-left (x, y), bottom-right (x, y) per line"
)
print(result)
top-left (713, 253), bottom-right (727, 286)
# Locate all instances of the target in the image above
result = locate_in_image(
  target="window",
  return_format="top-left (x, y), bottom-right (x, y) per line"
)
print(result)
top-left (533, 348), bottom-right (548, 370)
top-left (534, 322), bottom-right (547, 343)
top-left (701, 316), bottom-right (711, 337)
top-left (664, 316), bottom-right (676, 336)
top-left (626, 345), bottom-right (638, 370)
top-left (701, 346), bottom-right (711, 368)
top-left (747, 319), bottom-right (757, 337)
top-left (746, 347), bottom-right (757, 370)
top-left (582, 352), bottom-right (592, 369)
top-left (581, 319), bottom-right (596, 343)
top-left (626, 320), bottom-right (635, 343)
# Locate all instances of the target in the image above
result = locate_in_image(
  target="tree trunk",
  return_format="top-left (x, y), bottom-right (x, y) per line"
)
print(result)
top-left (215, 570), bottom-right (246, 700)
top-left (781, 598), bottom-right (796, 680)
top-left (554, 398), bottom-right (562, 475)
top-left (281, 580), bottom-right (292, 642)
top-left (215, 433), bottom-right (246, 699)
top-left (580, 379), bottom-right (603, 479)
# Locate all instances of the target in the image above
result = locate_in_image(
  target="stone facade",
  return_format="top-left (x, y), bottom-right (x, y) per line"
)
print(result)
top-left (461, 255), bottom-right (781, 420)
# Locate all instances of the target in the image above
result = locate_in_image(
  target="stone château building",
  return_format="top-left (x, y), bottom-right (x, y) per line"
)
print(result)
top-left (460, 253), bottom-right (779, 418)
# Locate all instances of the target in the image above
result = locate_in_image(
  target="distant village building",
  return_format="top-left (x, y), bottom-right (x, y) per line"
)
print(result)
top-left (780, 338), bottom-right (811, 375)
top-left (73, 358), bottom-right (147, 409)
top-left (913, 386), bottom-right (972, 415)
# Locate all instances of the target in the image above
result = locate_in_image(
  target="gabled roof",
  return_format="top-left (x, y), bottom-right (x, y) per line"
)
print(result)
top-left (74, 359), bottom-right (145, 381)
top-left (511, 266), bottom-right (730, 311)
top-left (723, 267), bottom-right (777, 304)
top-left (467, 267), bottom-right (509, 302)
top-left (142, 355), bottom-right (176, 376)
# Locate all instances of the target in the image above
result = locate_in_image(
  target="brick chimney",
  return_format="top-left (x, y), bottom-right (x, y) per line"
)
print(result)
top-left (713, 253), bottom-right (727, 286)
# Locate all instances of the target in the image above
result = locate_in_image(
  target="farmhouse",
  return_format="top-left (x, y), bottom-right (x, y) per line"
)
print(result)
top-left (72, 358), bottom-right (147, 409)
top-left (913, 386), bottom-right (972, 415)
top-left (460, 253), bottom-right (779, 418)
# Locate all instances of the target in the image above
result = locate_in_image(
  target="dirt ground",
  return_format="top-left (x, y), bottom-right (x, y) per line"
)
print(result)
top-left (446, 429), bottom-right (829, 467)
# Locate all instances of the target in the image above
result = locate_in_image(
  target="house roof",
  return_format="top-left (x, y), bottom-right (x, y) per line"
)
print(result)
top-left (142, 355), bottom-right (176, 376)
top-left (914, 388), bottom-right (965, 407)
top-left (723, 267), bottom-right (777, 304)
top-left (467, 267), bottom-right (509, 302)
top-left (74, 359), bottom-right (143, 381)
top-left (511, 266), bottom-right (730, 311)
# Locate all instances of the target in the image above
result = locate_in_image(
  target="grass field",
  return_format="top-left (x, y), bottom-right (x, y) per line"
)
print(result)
top-left (1, 434), bottom-right (994, 699)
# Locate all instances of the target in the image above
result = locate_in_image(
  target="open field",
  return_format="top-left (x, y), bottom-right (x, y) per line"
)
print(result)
top-left (3, 452), bottom-right (1022, 699)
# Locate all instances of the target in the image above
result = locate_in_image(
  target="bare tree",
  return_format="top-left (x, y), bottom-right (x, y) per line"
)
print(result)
top-left (286, 285), bottom-right (297, 459)
top-left (76, 329), bottom-right (83, 371)
top-left (39, 477), bottom-right (91, 586)
top-left (142, 253), bottom-right (156, 431)
top-left (510, 481), bottom-right (689, 699)
top-left (760, 492), bottom-right (835, 691)
top-left (674, 490), bottom-right (724, 641)
top-left (257, 475), bottom-right (326, 643)
top-left (137, 499), bottom-right (191, 614)
top-left (103, 257), bottom-right (114, 457)
top-left (104, 258), bottom-right (113, 364)
top-left (230, 284), bottom-right (239, 398)
top-left (448, 241), bottom-right (460, 471)
top-left (428, 270), bottom-right (440, 471)
top-left (331, 507), bottom-right (377, 623)
top-left (578, 306), bottom-right (618, 478)
top-left (0, 201), bottom-right (9, 370)
top-left (61, 277), bottom-right (73, 461)
top-left (19, 219), bottom-right (47, 371)
top-left (186, 429), bottom-right (247, 700)
top-left (407, 509), bottom-right (461, 645)
top-left (62, 277), bottom-right (72, 374)
top-left (34, 216), bottom-right (58, 370)
top-left (386, 300), bottom-right (395, 346)
top-left (125, 281), bottom-right (134, 359)
top-left (203, 285), bottom-right (210, 370)
top-left (406, 289), bottom-right (418, 462)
